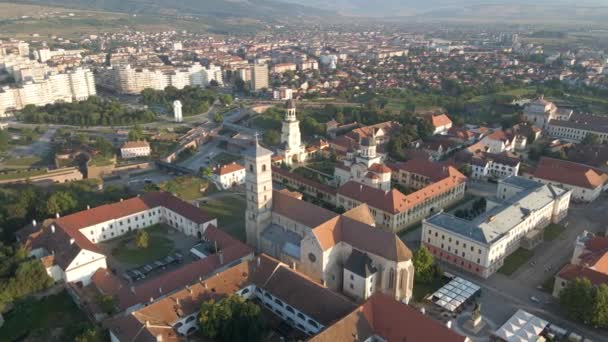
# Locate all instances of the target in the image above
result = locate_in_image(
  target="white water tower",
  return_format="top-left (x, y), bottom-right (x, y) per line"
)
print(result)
top-left (173, 100), bottom-right (183, 123)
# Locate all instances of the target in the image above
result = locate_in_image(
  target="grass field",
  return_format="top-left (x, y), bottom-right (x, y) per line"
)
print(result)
top-left (544, 223), bottom-right (566, 241)
top-left (0, 291), bottom-right (91, 341)
top-left (1, 155), bottom-right (43, 167)
top-left (199, 194), bottom-right (246, 241)
top-left (110, 225), bottom-right (174, 265)
top-left (0, 168), bottom-right (47, 180)
top-left (498, 248), bottom-right (534, 276)
top-left (160, 176), bottom-right (209, 201)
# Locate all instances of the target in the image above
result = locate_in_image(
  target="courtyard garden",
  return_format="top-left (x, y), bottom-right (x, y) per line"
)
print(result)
top-left (110, 224), bottom-right (175, 265)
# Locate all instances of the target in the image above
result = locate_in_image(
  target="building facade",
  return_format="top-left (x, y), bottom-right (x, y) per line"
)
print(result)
top-left (422, 177), bottom-right (570, 278)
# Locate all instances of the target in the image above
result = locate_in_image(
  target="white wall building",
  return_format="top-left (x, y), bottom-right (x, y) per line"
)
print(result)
top-left (24, 192), bottom-right (217, 286)
top-left (120, 141), bottom-right (151, 159)
top-left (213, 163), bottom-right (246, 189)
top-left (422, 176), bottom-right (570, 278)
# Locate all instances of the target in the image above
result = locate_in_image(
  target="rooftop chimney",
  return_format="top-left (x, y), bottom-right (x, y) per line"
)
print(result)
top-left (446, 321), bottom-right (452, 329)
top-left (257, 257), bottom-right (261, 267)
top-left (69, 238), bottom-right (75, 245)
top-left (55, 213), bottom-right (60, 218)
top-left (130, 286), bottom-right (135, 294)
top-left (218, 250), bottom-right (224, 265)
top-left (32, 219), bottom-right (37, 227)
top-left (158, 287), bottom-right (162, 294)
top-left (86, 205), bottom-right (90, 210)
top-left (51, 224), bottom-right (55, 233)
top-left (120, 198), bottom-right (123, 202)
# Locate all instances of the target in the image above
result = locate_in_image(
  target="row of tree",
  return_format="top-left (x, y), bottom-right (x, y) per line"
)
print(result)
top-left (17, 97), bottom-right (157, 126)
top-left (141, 86), bottom-right (217, 117)
top-left (0, 180), bottom-right (133, 244)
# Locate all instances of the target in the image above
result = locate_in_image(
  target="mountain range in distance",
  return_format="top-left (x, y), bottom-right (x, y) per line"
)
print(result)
top-left (4, 0), bottom-right (608, 25)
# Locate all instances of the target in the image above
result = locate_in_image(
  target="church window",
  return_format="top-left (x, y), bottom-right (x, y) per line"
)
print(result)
top-left (250, 165), bottom-right (254, 172)
top-left (262, 164), bottom-right (267, 172)
top-left (308, 253), bottom-right (317, 263)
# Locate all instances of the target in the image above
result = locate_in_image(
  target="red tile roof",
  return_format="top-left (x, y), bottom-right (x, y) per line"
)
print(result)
top-left (534, 157), bottom-right (608, 190)
top-left (431, 114), bottom-right (453, 128)
top-left (309, 293), bottom-right (466, 342)
top-left (272, 189), bottom-right (339, 228)
top-left (215, 162), bottom-right (245, 175)
top-left (557, 263), bottom-right (608, 287)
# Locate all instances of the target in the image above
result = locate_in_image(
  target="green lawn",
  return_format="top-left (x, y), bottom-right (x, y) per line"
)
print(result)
top-left (1, 155), bottom-right (43, 168)
top-left (160, 176), bottom-right (209, 201)
top-left (199, 195), bottom-right (246, 241)
top-left (0, 168), bottom-right (48, 180)
top-left (212, 152), bottom-right (242, 166)
top-left (544, 223), bottom-right (566, 241)
top-left (498, 248), bottom-right (534, 276)
top-left (111, 225), bottom-right (175, 265)
top-left (0, 291), bottom-right (92, 341)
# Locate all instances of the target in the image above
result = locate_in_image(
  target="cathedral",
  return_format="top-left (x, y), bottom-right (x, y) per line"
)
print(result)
top-left (244, 137), bottom-right (415, 303)
top-left (333, 131), bottom-right (392, 191)
top-left (277, 99), bottom-right (308, 165)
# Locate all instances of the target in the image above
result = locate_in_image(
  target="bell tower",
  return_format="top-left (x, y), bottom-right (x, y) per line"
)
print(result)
top-left (244, 134), bottom-right (273, 250)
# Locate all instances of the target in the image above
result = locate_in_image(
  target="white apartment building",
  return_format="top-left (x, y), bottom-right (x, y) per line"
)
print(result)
top-left (100, 63), bottom-right (223, 94)
top-left (422, 176), bottom-right (570, 278)
top-left (120, 141), bottom-right (151, 159)
top-left (0, 67), bottom-right (96, 117)
top-left (251, 63), bottom-right (269, 91)
top-left (23, 192), bottom-right (217, 286)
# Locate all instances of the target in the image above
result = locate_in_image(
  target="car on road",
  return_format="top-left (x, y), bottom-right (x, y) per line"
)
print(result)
top-left (530, 296), bottom-right (541, 303)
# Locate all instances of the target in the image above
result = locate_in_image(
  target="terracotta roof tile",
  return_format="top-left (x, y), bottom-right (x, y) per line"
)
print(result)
top-left (215, 162), bottom-right (245, 175)
top-left (534, 157), bottom-right (608, 190)
top-left (431, 114), bottom-right (452, 128)
top-left (309, 293), bottom-right (466, 342)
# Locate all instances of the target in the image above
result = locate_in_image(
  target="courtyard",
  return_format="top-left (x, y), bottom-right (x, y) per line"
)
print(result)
top-left (98, 224), bottom-right (200, 273)
top-left (197, 193), bottom-right (247, 241)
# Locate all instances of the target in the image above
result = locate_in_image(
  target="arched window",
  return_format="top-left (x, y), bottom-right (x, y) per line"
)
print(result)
top-left (249, 164), bottom-right (254, 172)
top-left (388, 268), bottom-right (395, 289)
top-left (262, 164), bottom-right (267, 172)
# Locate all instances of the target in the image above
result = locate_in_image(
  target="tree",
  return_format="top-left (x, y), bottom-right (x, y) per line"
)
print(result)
top-left (201, 167), bottom-right (214, 178)
top-left (413, 246), bottom-right (435, 283)
top-left (213, 112), bottom-right (224, 123)
top-left (559, 278), bottom-right (595, 324)
top-left (582, 133), bottom-right (600, 145)
top-left (219, 94), bottom-right (233, 106)
top-left (135, 229), bottom-right (149, 249)
top-left (591, 284), bottom-right (608, 328)
top-left (199, 295), bottom-right (265, 342)
top-left (263, 129), bottom-right (281, 146)
top-left (128, 125), bottom-right (145, 141)
top-left (43, 191), bottom-right (77, 217)
top-left (5, 260), bottom-right (54, 299)
top-left (96, 294), bottom-right (116, 315)
top-left (75, 327), bottom-right (105, 342)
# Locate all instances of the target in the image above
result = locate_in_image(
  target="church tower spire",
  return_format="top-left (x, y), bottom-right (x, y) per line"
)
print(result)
top-left (244, 134), bottom-right (273, 250)
top-left (280, 99), bottom-right (305, 165)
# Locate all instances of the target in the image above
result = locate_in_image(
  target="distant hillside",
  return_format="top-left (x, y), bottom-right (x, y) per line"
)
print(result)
top-left (3, 0), bottom-right (331, 21)
top-left (281, 0), bottom-right (608, 22)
